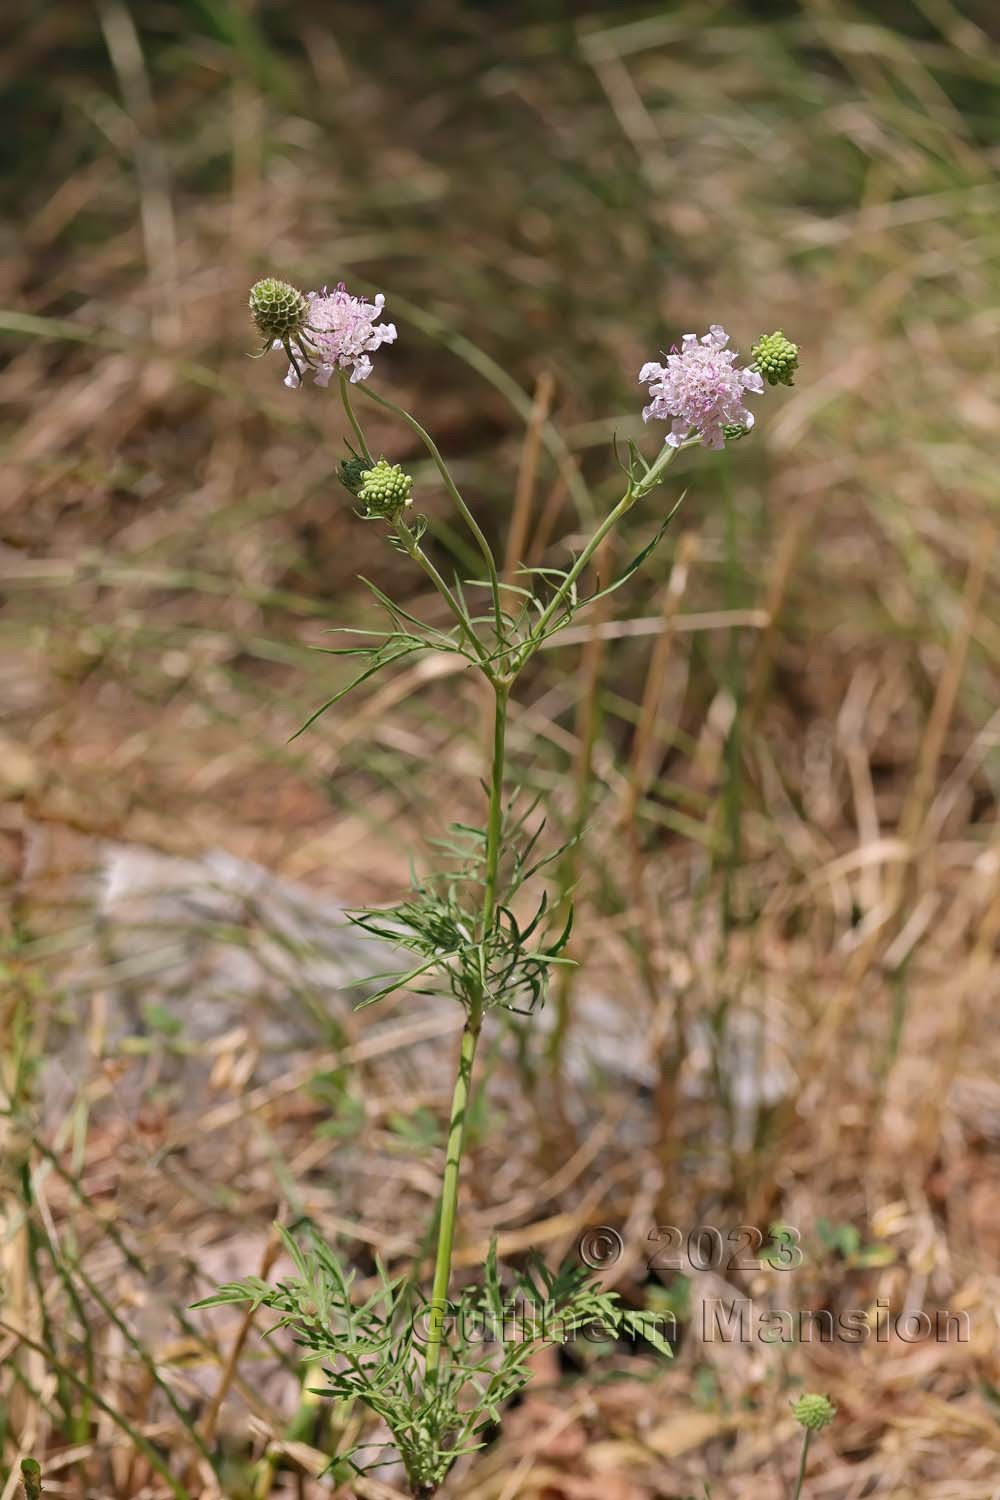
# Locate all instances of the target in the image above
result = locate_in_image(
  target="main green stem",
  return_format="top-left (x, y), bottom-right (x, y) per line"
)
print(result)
top-left (792, 1429), bottom-right (812, 1500)
top-left (424, 681), bottom-right (508, 1384)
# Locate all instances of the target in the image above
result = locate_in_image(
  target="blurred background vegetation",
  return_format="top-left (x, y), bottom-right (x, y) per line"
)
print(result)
top-left (2, 1), bottom-right (1000, 1497)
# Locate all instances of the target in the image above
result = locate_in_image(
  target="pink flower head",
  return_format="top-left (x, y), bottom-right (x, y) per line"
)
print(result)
top-left (639, 325), bottom-right (763, 450)
top-left (280, 282), bottom-right (397, 389)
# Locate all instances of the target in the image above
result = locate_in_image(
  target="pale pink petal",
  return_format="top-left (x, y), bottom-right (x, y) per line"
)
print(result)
top-left (638, 324), bottom-right (763, 448)
top-left (274, 283), bottom-right (396, 390)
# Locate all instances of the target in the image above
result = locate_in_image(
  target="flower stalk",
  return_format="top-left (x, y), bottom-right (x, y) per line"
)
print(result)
top-left (424, 679), bottom-right (506, 1382)
top-left (338, 370), bottom-right (374, 465)
top-left (358, 382), bottom-right (507, 652)
top-left (791, 1393), bottom-right (836, 1499)
top-left (395, 516), bottom-right (479, 649)
top-left (519, 439), bottom-right (678, 664)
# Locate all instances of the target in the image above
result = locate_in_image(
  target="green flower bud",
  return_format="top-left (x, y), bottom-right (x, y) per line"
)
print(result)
top-left (338, 452), bottom-right (370, 497)
top-left (20, 1460), bottom-right (43, 1500)
top-left (249, 278), bottom-right (308, 344)
top-left (791, 1393), bottom-right (837, 1431)
top-left (752, 330), bottom-right (800, 387)
top-left (358, 457), bottom-right (413, 520)
top-left (723, 422), bottom-right (751, 442)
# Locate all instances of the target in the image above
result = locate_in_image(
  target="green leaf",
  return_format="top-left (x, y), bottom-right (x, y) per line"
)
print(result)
top-left (289, 641), bottom-right (425, 740)
top-left (190, 1275), bottom-right (274, 1310)
top-left (816, 1218), bottom-right (861, 1258)
top-left (621, 1309), bottom-right (675, 1357)
top-left (358, 575), bottom-right (445, 635)
top-left (352, 951), bottom-right (463, 1009)
top-left (584, 489), bottom-right (687, 610)
top-left (387, 1107), bottom-right (442, 1148)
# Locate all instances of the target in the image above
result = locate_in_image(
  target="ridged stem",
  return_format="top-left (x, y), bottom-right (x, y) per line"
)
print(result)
top-left (424, 682), bottom-right (508, 1384)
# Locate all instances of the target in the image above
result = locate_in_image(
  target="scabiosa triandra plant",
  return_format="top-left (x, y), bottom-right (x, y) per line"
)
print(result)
top-left (201, 274), bottom-right (800, 1497)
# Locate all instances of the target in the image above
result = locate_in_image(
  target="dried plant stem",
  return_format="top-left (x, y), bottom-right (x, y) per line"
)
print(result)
top-left (200, 1232), bottom-right (282, 1449)
top-left (0, 1320), bottom-right (192, 1500)
top-left (622, 531), bottom-right (698, 838)
top-left (503, 371), bottom-right (554, 589)
top-left (813, 522), bottom-right (993, 1065)
top-left (548, 534), bottom-right (614, 1067)
top-left (623, 534), bottom-right (697, 1173)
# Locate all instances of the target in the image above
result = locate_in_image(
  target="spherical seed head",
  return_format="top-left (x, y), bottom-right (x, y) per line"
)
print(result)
top-left (249, 278), bottom-right (308, 343)
top-left (358, 458), bottom-right (413, 520)
top-left (752, 330), bottom-right (800, 387)
top-left (791, 1393), bottom-right (837, 1431)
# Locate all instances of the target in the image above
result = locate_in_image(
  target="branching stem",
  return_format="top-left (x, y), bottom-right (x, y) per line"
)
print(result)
top-left (339, 375), bottom-right (491, 670)
top-left (359, 383), bottom-right (506, 650)
top-left (395, 516), bottom-right (491, 667)
top-left (520, 441), bottom-right (679, 665)
top-left (338, 371), bottom-right (374, 466)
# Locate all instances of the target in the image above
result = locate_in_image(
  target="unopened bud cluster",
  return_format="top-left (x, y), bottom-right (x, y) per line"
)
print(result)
top-left (791, 1393), bottom-right (837, 1431)
top-left (752, 330), bottom-right (800, 387)
top-left (358, 458), bottom-right (413, 520)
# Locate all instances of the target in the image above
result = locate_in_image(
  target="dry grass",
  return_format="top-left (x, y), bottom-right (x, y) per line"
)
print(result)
top-left (2, 1), bottom-right (1000, 1496)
